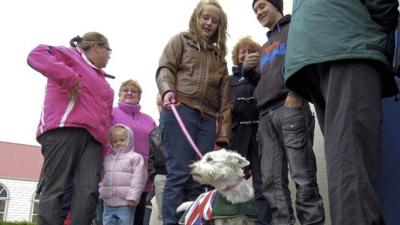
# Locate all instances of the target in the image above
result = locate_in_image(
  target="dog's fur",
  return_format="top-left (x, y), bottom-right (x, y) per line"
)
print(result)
top-left (177, 149), bottom-right (255, 225)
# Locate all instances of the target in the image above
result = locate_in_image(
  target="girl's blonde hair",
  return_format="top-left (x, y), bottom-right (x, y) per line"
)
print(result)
top-left (109, 125), bottom-right (128, 138)
top-left (188, 0), bottom-right (228, 60)
top-left (231, 36), bottom-right (261, 65)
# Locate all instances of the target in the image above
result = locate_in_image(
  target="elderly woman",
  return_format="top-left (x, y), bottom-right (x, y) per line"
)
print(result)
top-left (27, 32), bottom-right (114, 225)
top-left (111, 79), bottom-right (156, 225)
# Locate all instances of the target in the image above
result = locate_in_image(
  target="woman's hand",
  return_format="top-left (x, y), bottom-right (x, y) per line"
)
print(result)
top-left (68, 84), bottom-right (80, 102)
top-left (162, 91), bottom-right (179, 110)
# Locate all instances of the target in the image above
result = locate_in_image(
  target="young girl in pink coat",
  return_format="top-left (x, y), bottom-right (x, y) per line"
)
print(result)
top-left (100, 124), bottom-right (147, 225)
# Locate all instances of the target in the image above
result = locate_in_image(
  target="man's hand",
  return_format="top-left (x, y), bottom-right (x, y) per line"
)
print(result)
top-left (243, 52), bottom-right (260, 71)
top-left (284, 95), bottom-right (302, 108)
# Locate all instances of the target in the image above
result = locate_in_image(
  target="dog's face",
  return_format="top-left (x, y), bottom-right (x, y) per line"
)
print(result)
top-left (189, 149), bottom-right (249, 188)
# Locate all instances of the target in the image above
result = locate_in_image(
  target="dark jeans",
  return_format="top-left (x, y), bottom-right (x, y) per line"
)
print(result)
top-left (258, 104), bottom-right (324, 225)
top-left (300, 59), bottom-right (385, 225)
top-left (134, 191), bottom-right (148, 225)
top-left (37, 128), bottom-right (102, 225)
top-left (231, 124), bottom-right (272, 225)
top-left (160, 104), bottom-right (216, 225)
top-left (143, 207), bottom-right (152, 225)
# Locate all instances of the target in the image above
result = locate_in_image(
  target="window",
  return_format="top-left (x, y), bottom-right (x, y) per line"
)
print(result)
top-left (31, 193), bottom-right (40, 224)
top-left (0, 184), bottom-right (8, 221)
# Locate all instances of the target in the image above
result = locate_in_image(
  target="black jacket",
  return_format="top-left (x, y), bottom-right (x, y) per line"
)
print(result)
top-left (148, 126), bottom-right (166, 180)
top-left (229, 64), bottom-right (259, 130)
top-left (229, 64), bottom-right (259, 158)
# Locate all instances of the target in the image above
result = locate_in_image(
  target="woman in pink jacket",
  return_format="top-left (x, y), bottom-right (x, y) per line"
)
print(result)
top-left (27, 32), bottom-right (114, 225)
top-left (100, 124), bottom-right (147, 225)
top-left (111, 79), bottom-right (156, 225)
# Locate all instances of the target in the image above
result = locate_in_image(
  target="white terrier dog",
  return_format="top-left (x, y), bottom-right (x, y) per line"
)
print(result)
top-left (177, 149), bottom-right (256, 225)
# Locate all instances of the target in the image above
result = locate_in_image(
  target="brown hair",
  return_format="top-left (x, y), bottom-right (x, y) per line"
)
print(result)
top-left (188, 0), bottom-right (228, 60)
top-left (118, 79), bottom-right (143, 98)
top-left (231, 36), bottom-right (261, 65)
top-left (69, 32), bottom-right (109, 52)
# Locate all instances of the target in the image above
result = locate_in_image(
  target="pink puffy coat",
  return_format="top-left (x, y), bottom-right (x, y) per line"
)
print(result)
top-left (99, 124), bottom-right (147, 206)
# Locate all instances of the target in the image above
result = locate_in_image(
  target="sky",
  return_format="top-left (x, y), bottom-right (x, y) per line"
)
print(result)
top-left (0, 0), bottom-right (292, 146)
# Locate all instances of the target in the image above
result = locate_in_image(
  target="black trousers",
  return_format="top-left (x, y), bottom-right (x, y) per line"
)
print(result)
top-left (300, 59), bottom-right (385, 225)
top-left (37, 128), bottom-right (102, 225)
top-left (134, 191), bottom-right (148, 225)
top-left (230, 124), bottom-right (272, 225)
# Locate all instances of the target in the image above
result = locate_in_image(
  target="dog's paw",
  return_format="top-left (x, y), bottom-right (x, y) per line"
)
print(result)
top-left (176, 201), bottom-right (194, 212)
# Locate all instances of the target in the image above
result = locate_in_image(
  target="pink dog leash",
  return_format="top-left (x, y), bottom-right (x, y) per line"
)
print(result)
top-left (170, 104), bottom-right (204, 158)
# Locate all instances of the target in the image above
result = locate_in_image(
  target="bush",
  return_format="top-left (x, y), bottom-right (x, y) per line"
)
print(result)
top-left (0, 222), bottom-right (36, 225)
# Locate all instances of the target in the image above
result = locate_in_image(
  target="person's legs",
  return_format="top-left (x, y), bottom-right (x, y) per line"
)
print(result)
top-left (96, 199), bottom-right (104, 225)
top-left (230, 125), bottom-right (254, 178)
top-left (60, 182), bottom-right (73, 225)
top-left (281, 103), bottom-right (325, 225)
top-left (154, 174), bottom-right (167, 222)
top-left (37, 128), bottom-right (85, 225)
top-left (116, 206), bottom-right (135, 225)
top-left (103, 204), bottom-right (116, 225)
top-left (248, 125), bottom-right (272, 225)
top-left (258, 111), bottom-right (294, 225)
top-left (143, 205), bottom-right (151, 225)
top-left (322, 60), bottom-right (384, 225)
top-left (186, 112), bottom-right (216, 200)
top-left (230, 125), bottom-right (252, 159)
top-left (70, 130), bottom-right (103, 225)
top-left (302, 60), bottom-right (385, 225)
top-left (133, 192), bottom-right (147, 225)
top-left (160, 104), bottom-right (209, 225)
top-left (149, 196), bottom-right (159, 225)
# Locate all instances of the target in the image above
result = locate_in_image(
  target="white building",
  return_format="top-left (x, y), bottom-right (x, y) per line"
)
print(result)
top-left (0, 141), bottom-right (42, 223)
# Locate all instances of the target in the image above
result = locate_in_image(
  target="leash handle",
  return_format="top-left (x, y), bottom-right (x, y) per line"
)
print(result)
top-left (170, 104), bottom-right (203, 158)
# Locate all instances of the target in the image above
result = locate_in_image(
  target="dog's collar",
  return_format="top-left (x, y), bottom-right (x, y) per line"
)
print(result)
top-left (222, 177), bottom-right (244, 192)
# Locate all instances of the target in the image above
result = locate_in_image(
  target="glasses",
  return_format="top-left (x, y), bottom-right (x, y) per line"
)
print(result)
top-left (122, 88), bottom-right (139, 94)
top-left (103, 46), bottom-right (112, 55)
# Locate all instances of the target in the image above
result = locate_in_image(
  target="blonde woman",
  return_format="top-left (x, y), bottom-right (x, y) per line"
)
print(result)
top-left (156, 1), bottom-right (231, 224)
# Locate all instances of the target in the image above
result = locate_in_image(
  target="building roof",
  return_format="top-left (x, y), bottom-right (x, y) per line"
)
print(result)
top-left (0, 141), bottom-right (43, 181)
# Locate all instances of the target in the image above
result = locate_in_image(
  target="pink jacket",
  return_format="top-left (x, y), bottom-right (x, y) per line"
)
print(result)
top-left (27, 45), bottom-right (114, 146)
top-left (112, 102), bottom-right (156, 192)
top-left (100, 124), bottom-right (147, 206)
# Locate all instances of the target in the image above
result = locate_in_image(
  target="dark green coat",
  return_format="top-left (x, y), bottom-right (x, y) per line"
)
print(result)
top-left (284, 0), bottom-right (399, 97)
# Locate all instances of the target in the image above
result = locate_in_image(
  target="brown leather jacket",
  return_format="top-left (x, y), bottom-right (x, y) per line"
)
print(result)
top-left (156, 32), bottom-right (231, 144)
